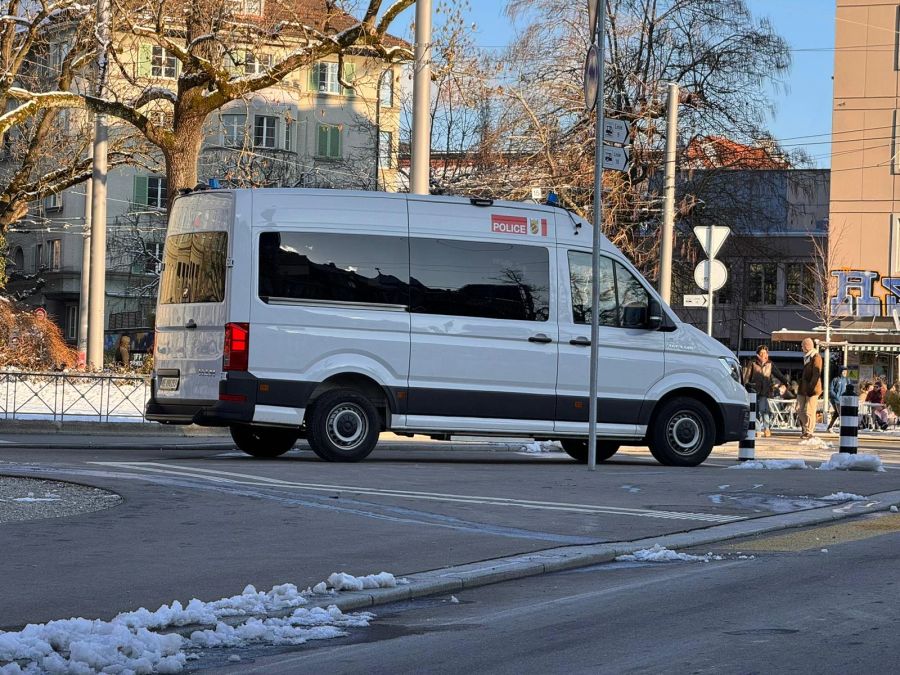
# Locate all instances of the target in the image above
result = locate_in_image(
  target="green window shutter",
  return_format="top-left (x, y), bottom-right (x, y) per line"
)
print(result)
top-left (342, 62), bottom-right (356, 96)
top-left (137, 43), bottom-right (152, 78)
top-left (309, 63), bottom-right (319, 92)
top-left (317, 124), bottom-right (328, 157)
top-left (330, 126), bottom-right (341, 158)
top-left (133, 175), bottom-right (148, 206)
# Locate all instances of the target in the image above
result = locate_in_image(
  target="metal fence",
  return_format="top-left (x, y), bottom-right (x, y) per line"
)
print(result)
top-left (0, 370), bottom-right (150, 422)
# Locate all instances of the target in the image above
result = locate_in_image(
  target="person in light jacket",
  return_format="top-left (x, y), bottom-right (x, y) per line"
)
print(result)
top-left (742, 345), bottom-right (789, 437)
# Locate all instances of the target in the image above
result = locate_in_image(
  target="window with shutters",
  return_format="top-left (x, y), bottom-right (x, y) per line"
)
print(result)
top-left (310, 61), bottom-right (355, 95)
top-left (254, 115), bottom-right (277, 148)
top-left (151, 46), bottom-right (177, 79)
top-left (134, 175), bottom-right (167, 208)
top-left (222, 113), bottom-right (247, 147)
top-left (316, 123), bottom-right (342, 159)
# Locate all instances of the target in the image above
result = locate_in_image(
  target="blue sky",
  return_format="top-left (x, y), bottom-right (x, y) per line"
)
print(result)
top-left (394, 1), bottom-right (835, 166)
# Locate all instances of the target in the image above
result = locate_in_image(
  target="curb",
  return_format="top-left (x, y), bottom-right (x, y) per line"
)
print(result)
top-left (0, 420), bottom-right (229, 437)
top-left (157, 488), bottom-right (900, 638)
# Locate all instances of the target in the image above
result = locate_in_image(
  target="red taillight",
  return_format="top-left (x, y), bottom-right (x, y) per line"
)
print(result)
top-left (219, 393), bottom-right (247, 402)
top-left (223, 322), bottom-right (249, 371)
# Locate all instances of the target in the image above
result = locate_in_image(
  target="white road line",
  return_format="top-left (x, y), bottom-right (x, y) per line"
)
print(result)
top-left (90, 461), bottom-right (742, 523)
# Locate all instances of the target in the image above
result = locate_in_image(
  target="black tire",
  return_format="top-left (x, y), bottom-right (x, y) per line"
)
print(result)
top-left (306, 389), bottom-right (380, 462)
top-left (230, 424), bottom-right (298, 458)
top-left (648, 398), bottom-right (716, 467)
top-left (560, 439), bottom-right (619, 464)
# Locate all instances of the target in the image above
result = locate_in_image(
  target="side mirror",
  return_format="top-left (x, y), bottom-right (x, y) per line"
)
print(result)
top-left (647, 299), bottom-right (663, 330)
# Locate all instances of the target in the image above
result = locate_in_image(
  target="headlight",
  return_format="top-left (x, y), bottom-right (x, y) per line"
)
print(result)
top-left (719, 357), bottom-right (741, 383)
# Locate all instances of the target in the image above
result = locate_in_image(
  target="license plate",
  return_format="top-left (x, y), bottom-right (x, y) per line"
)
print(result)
top-left (159, 376), bottom-right (180, 391)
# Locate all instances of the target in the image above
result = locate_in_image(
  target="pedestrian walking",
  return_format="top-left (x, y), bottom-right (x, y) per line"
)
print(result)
top-left (826, 367), bottom-right (849, 432)
top-left (797, 337), bottom-right (823, 441)
top-left (742, 345), bottom-right (789, 437)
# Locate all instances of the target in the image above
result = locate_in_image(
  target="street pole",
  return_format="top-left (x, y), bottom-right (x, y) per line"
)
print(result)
top-left (658, 82), bottom-right (678, 304)
top-left (823, 324), bottom-right (832, 427)
top-left (706, 228), bottom-right (714, 337)
top-left (373, 68), bottom-right (391, 191)
top-left (87, 0), bottom-right (110, 371)
top-left (409, 0), bottom-right (432, 195)
top-left (77, 139), bottom-right (93, 369)
top-left (587, 0), bottom-right (608, 471)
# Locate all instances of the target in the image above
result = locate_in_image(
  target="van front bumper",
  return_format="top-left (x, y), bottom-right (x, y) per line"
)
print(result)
top-left (145, 373), bottom-right (257, 426)
top-left (718, 403), bottom-right (750, 443)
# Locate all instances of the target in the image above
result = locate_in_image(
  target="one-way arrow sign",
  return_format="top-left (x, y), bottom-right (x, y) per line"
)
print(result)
top-left (602, 145), bottom-right (630, 171)
top-left (603, 119), bottom-right (631, 145)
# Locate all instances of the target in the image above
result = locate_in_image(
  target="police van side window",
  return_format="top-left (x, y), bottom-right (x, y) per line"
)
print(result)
top-left (568, 251), bottom-right (617, 326)
top-left (410, 239), bottom-right (550, 321)
top-left (258, 232), bottom-right (410, 306)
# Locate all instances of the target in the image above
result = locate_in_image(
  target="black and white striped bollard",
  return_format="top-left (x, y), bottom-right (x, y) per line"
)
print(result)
top-left (839, 382), bottom-right (858, 455)
top-left (738, 385), bottom-right (756, 461)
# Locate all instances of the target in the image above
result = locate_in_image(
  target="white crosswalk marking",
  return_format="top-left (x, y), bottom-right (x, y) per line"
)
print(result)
top-left (90, 461), bottom-right (744, 523)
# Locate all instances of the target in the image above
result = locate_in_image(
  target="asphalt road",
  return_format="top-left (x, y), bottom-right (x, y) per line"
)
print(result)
top-left (218, 515), bottom-right (900, 674)
top-left (0, 437), bottom-right (898, 631)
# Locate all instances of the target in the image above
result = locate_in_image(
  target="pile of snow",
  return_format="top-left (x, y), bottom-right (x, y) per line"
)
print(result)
top-left (519, 441), bottom-right (563, 454)
top-left (817, 453), bottom-right (885, 472)
top-left (891, 505), bottom-right (899, 513)
top-left (12, 493), bottom-right (59, 503)
top-left (616, 544), bottom-right (723, 563)
top-left (799, 437), bottom-right (833, 449)
top-left (820, 492), bottom-right (868, 502)
top-left (728, 459), bottom-right (809, 470)
top-left (315, 572), bottom-right (407, 593)
top-left (0, 574), bottom-right (406, 674)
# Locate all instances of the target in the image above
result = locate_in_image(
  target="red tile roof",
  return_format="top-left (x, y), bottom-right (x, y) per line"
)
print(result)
top-left (683, 135), bottom-right (790, 170)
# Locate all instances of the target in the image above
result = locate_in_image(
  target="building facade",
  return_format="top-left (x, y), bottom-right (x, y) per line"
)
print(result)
top-left (3, 4), bottom-right (405, 356)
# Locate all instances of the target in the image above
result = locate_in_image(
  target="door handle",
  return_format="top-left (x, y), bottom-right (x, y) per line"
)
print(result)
top-left (185, 319), bottom-right (197, 330)
top-left (528, 334), bottom-right (553, 344)
top-left (569, 337), bottom-right (591, 347)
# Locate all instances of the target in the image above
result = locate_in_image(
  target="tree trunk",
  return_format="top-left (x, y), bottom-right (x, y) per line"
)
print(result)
top-left (163, 119), bottom-right (205, 213)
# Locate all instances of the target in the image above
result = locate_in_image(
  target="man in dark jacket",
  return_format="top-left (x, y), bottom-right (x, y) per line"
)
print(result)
top-left (797, 338), bottom-right (823, 440)
top-left (742, 345), bottom-right (789, 437)
top-left (826, 367), bottom-right (849, 432)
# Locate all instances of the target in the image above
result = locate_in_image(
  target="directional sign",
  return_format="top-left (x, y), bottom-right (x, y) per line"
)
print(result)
top-left (603, 119), bottom-right (631, 145)
top-left (693, 225), bottom-right (731, 258)
top-left (694, 259), bottom-right (728, 292)
top-left (601, 145), bottom-right (629, 171)
top-left (683, 294), bottom-right (710, 308)
top-left (583, 44), bottom-right (599, 111)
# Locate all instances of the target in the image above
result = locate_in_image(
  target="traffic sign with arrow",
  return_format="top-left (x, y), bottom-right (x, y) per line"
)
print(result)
top-left (602, 145), bottom-right (629, 171)
top-left (603, 119), bottom-right (631, 145)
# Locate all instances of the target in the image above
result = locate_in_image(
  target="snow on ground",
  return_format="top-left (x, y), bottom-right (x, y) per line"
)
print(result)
top-left (616, 544), bottom-right (723, 563)
top-left (728, 459), bottom-right (809, 470)
top-left (817, 453), bottom-right (885, 472)
top-left (891, 505), bottom-right (899, 513)
top-left (819, 492), bottom-right (869, 502)
top-left (0, 374), bottom-right (148, 421)
top-left (11, 493), bottom-right (59, 503)
top-left (0, 573), bottom-right (404, 674)
top-left (798, 437), bottom-right (833, 449)
top-left (519, 441), bottom-right (563, 453)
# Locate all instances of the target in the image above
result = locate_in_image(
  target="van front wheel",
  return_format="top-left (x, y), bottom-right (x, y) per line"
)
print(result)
top-left (648, 398), bottom-right (715, 467)
top-left (230, 425), bottom-right (298, 458)
top-left (560, 439), bottom-right (619, 463)
top-left (307, 389), bottom-right (380, 462)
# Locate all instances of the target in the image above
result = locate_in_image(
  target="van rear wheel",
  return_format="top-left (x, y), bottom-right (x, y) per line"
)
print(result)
top-left (560, 439), bottom-right (619, 463)
top-left (230, 425), bottom-right (298, 458)
top-left (307, 389), bottom-right (380, 462)
top-left (648, 398), bottom-right (715, 467)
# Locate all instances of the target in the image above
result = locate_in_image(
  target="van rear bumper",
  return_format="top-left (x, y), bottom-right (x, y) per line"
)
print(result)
top-left (146, 373), bottom-right (257, 426)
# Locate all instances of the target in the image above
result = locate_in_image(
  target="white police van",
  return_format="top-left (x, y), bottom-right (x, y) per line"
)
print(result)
top-left (146, 189), bottom-right (748, 466)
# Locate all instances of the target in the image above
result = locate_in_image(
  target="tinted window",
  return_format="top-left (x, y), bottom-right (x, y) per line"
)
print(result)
top-left (159, 232), bottom-right (228, 304)
top-left (615, 263), bottom-right (650, 328)
top-left (568, 251), bottom-right (617, 326)
top-left (258, 232), bottom-right (409, 306)
top-left (410, 239), bottom-right (550, 321)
